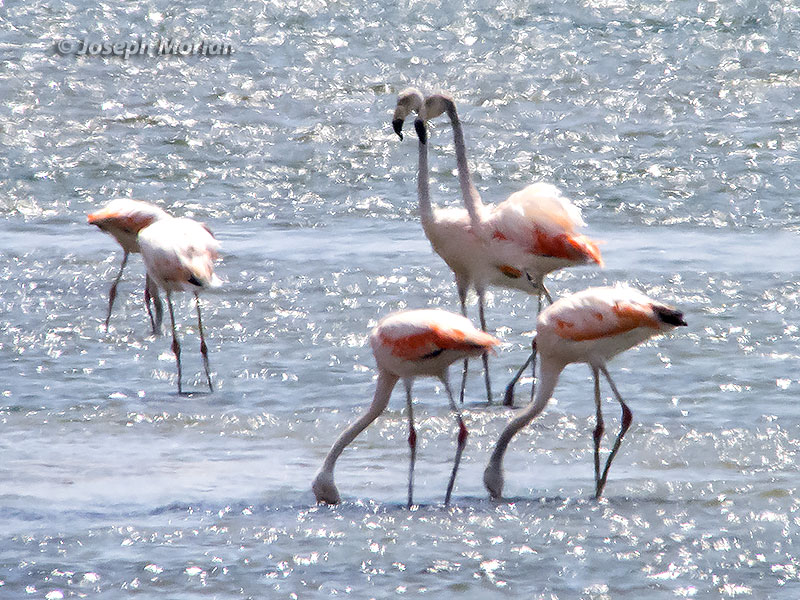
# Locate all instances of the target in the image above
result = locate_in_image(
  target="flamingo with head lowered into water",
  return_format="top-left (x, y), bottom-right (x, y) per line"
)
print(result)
top-left (87, 198), bottom-right (171, 334)
top-left (483, 285), bottom-right (686, 500)
top-left (312, 308), bottom-right (500, 507)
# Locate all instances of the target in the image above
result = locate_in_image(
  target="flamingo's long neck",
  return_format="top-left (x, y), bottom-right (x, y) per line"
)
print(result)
top-left (417, 131), bottom-right (436, 228)
top-left (486, 353), bottom-right (562, 472)
top-left (446, 103), bottom-right (484, 228)
top-left (319, 369), bottom-right (399, 476)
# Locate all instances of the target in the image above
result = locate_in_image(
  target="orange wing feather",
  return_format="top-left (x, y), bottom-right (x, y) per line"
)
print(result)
top-left (530, 229), bottom-right (603, 266)
top-left (554, 301), bottom-right (660, 342)
top-left (87, 207), bottom-right (160, 234)
top-left (381, 324), bottom-right (499, 361)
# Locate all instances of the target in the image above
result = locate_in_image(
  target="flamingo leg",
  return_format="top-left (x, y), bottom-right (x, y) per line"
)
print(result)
top-left (592, 367), bottom-right (605, 498)
top-left (541, 283), bottom-right (553, 305)
top-left (503, 351), bottom-right (531, 407)
top-left (144, 274), bottom-right (163, 335)
top-left (145, 282), bottom-right (155, 332)
top-left (405, 379), bottom-right (417, 508)
top-left (458, 283), bottom-right (469, 405)
top-left (503, 280), bottom-right (555, 407)
top-left (443, 376), bottom-right (468, 506)
top-left (503, 289), bottom-right (547, 407)
top-left (166, 292), bottom-right (183, 395)
top-left (596, 366), bottom-right (632, 499)
top-left (104, 250), bottom-right (129, 331)
top-left (477, 291), bottom-right (493, 405)
top-left (528, 337), bottom-right (539, 405)
top-left (195, 292), bottom-right (213, 392)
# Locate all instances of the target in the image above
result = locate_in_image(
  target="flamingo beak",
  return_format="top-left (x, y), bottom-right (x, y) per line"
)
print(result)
top-left (414, 118), bottom-right (427, 145)
top-left (392, 118), bottom-right (404, 140)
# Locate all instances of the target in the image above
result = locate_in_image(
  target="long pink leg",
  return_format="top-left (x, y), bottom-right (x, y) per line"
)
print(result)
top-left (443, 376), bottom-right (468, 506)
top-left (596, 365), bottom-right (633, 499)
top-left (477, 290), bottom-right (492, 405)
top-left (144, 275), bottom-right (163, 335)
top-left (104, 250), bottom-right (129, 331)
top-left (404, 379), bottom-right (417, 508)
top-left (195, 292), bottom-right (213, 392)
top-left (503, 283), bottom-right (553, 407)
top-left (166, 292), bottom-right (183, 394)
top-left (458, 283), bottom-right (469, 404)
top-left (592, 367), bottom-right (605, 497)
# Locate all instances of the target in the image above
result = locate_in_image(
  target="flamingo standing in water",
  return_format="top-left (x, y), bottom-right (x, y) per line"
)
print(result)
top-left (312, 309), bottom-right (500, 507)
top-left (393, 89), bottom-right (603, 406)
top-left (393, 89), bottom-right (495, 404)
top-left (418, 93), bottom-right (604, 407)
top-left (138, 217), bottom-right (221, 394)
top-left (483, 285), bottom-right (686, 500)
top-left (87, 198), bottom-right (170, 333)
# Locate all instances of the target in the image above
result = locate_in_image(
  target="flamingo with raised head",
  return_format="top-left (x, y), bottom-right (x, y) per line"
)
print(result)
top-left (393, 89), bottom-right (495, 404)
top-left (138, 217), bottom-right (221, 394)
top-left (482, 285), bottom-right (686, 500)
top-left (87, 198), bottom-right (170, 333)
top-left (394, 90), bottom-right (603, 406)
top-left (312, 308), bottom-right (500, 507)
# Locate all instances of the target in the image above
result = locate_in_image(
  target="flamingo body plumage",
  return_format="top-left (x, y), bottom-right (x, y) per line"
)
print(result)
top-left (139, 218), bottom-right (221, 293)
top-left (418, 206), bottom-right (485, 298)
top-left (482, 182), bottom-right (603, 280)
top-left (483, 285), bottom-right (686, 500)
top-left (138, 217), bottom-right (221, 394)
top-left (312, 308), bottom-right (500, 507)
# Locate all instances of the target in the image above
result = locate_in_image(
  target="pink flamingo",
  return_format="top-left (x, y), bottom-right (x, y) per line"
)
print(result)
top-left (393, 90), bottom-right (603, 406)
top-left (393, 89), bottom-right (495, 403)
top-left (483, 285), bottom-right (686, 500)
top-left (138, 217), bottom-right (221, 394)
top-left (312, 309), bottom-right (500, 507)
top-left (87, 198), bottom-right (170, 333)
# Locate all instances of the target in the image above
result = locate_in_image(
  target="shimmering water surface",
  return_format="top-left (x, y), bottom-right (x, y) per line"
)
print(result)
top-left (3, 1), bottom-right (800, 597)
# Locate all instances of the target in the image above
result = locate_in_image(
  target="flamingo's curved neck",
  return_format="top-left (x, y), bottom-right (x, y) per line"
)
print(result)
top-left (487, 352), bottom-right (562, 470)
top-left (320, 369), bottom-right (398, 476)
top-left (446, 104), bottom-right (484, 228)
top-left (417, 132), bottom-right (435, 227)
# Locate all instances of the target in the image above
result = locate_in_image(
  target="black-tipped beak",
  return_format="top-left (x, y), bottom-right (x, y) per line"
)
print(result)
top-left (414, 118), bottom-right (427, 144)
top-left (654, 306), bottom-right (687, 327)
top-left (392, 118), bottom-right (404, 140)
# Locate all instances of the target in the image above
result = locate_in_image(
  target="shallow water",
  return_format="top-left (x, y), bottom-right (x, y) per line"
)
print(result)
top-left (2, 0), bottom-right (800, 597)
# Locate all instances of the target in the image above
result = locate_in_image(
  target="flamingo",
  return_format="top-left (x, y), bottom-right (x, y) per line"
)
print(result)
top-left (87, 198), bottom-right (170, 333)
top-left (393, 89), bottom-right (603, 406)
top-left (312, 309), bottom-right (500, 507)
top-left (137, 217), bottom-right (221, 394)
top-left (482, 285), bottom-right (686, 500)
top-left (393, 89), bottom-right (495, 404)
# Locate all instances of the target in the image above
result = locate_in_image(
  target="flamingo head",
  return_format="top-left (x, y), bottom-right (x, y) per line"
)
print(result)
top-left (423, 93), bottom-right (455, 121)
top-left (392, 88), bottom-right (424, 140)
top-left (483, 463), bottom-right (504, 500)
top-left (653, 305), bottom-right (688, 328)
top-left (312, 470), bottom-right (341, 505)
top-left (414, 116), bottom-right (428, 145)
